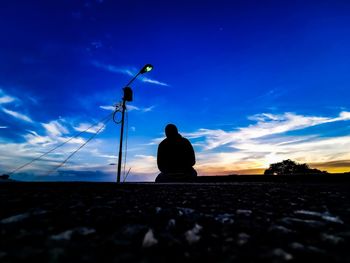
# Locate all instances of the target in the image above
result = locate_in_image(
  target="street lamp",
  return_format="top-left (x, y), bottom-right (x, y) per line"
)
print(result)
top-left (140, 64), bottom-right (153, 74)
top-left (116, 64), bottom-right (153, 183)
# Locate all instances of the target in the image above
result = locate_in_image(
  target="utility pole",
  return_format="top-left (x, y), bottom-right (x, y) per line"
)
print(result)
top-left (116, 64), bottom-right (153, 183)
top-left (116, 96), bottom-right (126, 184)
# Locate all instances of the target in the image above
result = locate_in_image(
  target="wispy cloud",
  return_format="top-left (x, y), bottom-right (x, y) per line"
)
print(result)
top-left (2, 108), bottom-right (33, 123)
top-left (0, 90), bottom-right (115, 179)
top-left (127, 105), bottom-right (155, 112)
top-left (92, 61), bottom-right (134, 76)
top-left (3, 106), bottom-right (350, 180)
top-left (0, 89), bottom-right (17, 104)
top-left (0, 95), bottom-right (16, 104)
top-left (0, 134), bottom-right (88, 178)
top-left (99, 105), bottom-right (115, 111)
top-left (42, 120), bottom-right (69, 137)
top-left (73, 122), bottom-right (106, 134)
top-left (185, 111), bottom-right (350, 150)
top-left (127, 105), bottom-right (141, 111)
top-left (141, 77), bottom-right (168, 87)
top-left (100, 104), bottom-right (155, 112)
top-left (91, 61), bottom-right (169, 87)
top-left (182, 111), bottom-right (350, 174)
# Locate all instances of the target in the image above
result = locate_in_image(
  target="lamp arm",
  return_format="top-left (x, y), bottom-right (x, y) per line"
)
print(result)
top-left (125, 71), bottom-right (141, 87)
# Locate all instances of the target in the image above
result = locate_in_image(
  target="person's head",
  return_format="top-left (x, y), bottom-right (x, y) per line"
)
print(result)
top-left (165, 124), bottom-right (179, 139)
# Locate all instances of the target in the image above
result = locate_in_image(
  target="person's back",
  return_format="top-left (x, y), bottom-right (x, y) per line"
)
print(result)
top-left (156, 124), bottom-right (197, 182)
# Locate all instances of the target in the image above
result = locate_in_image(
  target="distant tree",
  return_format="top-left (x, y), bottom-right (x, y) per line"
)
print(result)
top-left (0, 174), bottom-right (10, 180)
top-left (264, 159), bottom-right (328, 176)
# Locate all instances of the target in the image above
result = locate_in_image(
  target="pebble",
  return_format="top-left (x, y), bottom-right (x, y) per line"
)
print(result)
top-left (294, 210), bottom-right (323, 217)
top-left (307, 246), bottom-right (326, 254)
top-left (142, 229), bottom-right (158, 248)
top-left (50, 227), bottom-right (96, 241)
top-left (280, 217), bottom-right (325, 229)
top-left (215, 213), bottom-right (234, 224)
top-left (236, 209), bottom-right (252, 216)
top-left (289, 242), bottom-right (305, 250)
top-left (272, 248), bottom-right (293, 261)
top-left (177, 207), bottom-right (195, 216)
top-left (185, 224), bottom-right (202, 244)
top-left (321, 215), bottom-right (344, 224)
top-left (269, 225), bottom-right (294, 234)
top-left (289, 242), bottom-right (325, 254)
top-left (237, 233), bottom-right (250, 246)
top-left (0, 208), bottom-right (47, 224)
top-left (0, 213), bottom-right (30, 224)
top-left (167, 219), bottom-right (176, 228)
top-left (122, 224), bottom-right (147, 238)
top-left (321, 233), bottom-right (344, 245)
top-left (294, 210), bottom-right (344, 224)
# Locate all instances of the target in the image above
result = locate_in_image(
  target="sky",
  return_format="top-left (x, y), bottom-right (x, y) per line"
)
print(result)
top-left (1, 0), bottom-right (350, 182)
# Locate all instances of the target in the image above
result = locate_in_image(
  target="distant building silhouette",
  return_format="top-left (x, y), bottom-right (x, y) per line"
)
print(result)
top-left (155, 124), bottom-right (197, 182)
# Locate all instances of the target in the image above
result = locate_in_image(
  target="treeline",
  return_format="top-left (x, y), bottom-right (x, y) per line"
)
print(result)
top-left (264, 159), bottom-right (329, 176)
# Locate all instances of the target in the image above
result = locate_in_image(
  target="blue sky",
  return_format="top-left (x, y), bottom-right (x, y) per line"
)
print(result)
top-left (1, 0), bottom-right (350, 181)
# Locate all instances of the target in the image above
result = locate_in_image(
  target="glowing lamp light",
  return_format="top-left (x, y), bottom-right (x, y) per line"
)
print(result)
top-left (140, 64), bottom-right (153, 74)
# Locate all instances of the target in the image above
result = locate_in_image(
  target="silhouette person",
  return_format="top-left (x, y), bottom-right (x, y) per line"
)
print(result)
top-left (155, 124), bottom-right (197, 182)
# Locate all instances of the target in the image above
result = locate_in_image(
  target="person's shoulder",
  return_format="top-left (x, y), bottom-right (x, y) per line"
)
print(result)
top-left (159, 138), bottom-right (168, 146)
top-left (181, 137), bottom-right (191, 144)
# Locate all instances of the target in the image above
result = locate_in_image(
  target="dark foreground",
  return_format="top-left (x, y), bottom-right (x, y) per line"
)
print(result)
top-left (0, 182), bottom-right (349, 262)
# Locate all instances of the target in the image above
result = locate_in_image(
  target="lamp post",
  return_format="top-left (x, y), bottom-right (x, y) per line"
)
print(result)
top-left (117, 64), bottom-right (153, 183)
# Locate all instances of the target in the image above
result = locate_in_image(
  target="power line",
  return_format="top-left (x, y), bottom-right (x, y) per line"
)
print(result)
top-left (8, 112), bottom-right (114, 176)
top-left (123, 168), bottom-right (131, 183)
top-left (46, 116), bottom-right (112, 177)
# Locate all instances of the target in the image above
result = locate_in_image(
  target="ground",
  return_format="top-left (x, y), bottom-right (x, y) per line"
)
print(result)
top-left (0, 182), bottom-right (349, 262)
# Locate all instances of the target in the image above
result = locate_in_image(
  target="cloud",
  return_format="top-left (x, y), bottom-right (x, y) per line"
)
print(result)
top-left (0, 95), bottom-right (16, 104)
top-left (92, 61), bottom-right (134, 76)
top-left (73, 122), bottom-right (106, 134)
top-left (127, 154), bottom-right (158, 175)
top-left (127, 105), bottom-right (140, 111)
top-left (127, 105), bottom-right (155, 112)
top-left (180, 111), bottom-right (350, 175)
top-left (99, 105), bottom-right (115, 111)
top-left (0, 90), bottom-right (116, 178)
top-left (42, 120), bottom-right (69, 137)
top-left (141, 77), bottom-right (169, 87)
top-left (2, 108), bottom-right (33, 123)
top-left (100, 104), bottom-right (155, 113)
top-left (0, 89), bottom-right (18, 105)
top-left (143, 105), bottom-right (155, 112)
top-left (0, 126), bottom-right (91, 177)
top-left (91, 61), bottom-right (169, 87)
top-left (3, 106), bottom-right (350, 181)
top-left (185, 111), bottom-right (350, 150)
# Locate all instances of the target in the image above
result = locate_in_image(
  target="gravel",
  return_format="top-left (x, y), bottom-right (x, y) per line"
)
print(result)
top-left (0, 182), bottom-right (349, 262)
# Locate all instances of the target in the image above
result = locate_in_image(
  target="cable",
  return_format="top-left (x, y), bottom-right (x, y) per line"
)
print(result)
top-left (8, 112), bottom-right (114, 176)
top-left (123, 168), bottom-right (131, 183)
top-left (46, 116), bottom-right (111, 177)
top-left (123, 108), bottom-right (129, 180)
top-left (113, 103), bottom-right (123, 124)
